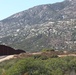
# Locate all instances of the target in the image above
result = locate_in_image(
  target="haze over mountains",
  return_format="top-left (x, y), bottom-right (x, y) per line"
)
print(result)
top-left (0, 0), bottom-right (76, 52)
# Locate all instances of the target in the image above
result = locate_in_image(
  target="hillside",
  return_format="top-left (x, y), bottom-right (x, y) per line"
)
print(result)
top-left (0, 0), bottom-right (76, 52)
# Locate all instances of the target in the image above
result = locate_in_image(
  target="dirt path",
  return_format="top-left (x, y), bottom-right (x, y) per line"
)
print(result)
top-left (0, 55), bottom-right (14, 62)
top-left (31, 52), bottom-right (42, 55)
top-left (0, 52), bottom-right (76, 62)
top-left (58, 54), bottom-right (76, 57)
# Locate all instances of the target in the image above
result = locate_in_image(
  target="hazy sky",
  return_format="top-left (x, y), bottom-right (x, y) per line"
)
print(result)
top-left (0, 0), bottom-right (64, 20)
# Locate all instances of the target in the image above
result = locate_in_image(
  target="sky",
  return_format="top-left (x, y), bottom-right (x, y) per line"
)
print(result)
top-left (0, 0), bottom-right (64, 20)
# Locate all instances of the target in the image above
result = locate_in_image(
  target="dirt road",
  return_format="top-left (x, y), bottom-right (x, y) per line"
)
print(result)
top-left (0, 55), bottom-right (14, 62)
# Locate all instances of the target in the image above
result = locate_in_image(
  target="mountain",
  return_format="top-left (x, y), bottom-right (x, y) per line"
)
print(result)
top-left (0, 0), bottom-right (76, 52)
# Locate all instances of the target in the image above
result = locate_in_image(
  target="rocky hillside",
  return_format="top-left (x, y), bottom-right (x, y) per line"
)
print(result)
top-left (0, 0), bottom-right (76, 52)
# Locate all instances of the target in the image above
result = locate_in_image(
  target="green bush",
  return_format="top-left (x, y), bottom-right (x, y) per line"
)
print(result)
top-left (0, 56), bottom-right (76, 75)
top-left (42, 48), bottom-right (55, 52)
